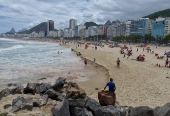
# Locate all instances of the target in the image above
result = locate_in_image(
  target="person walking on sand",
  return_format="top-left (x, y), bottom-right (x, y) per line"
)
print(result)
top-left (116, 58), bottom-right (120, 68)
top-left (165, 58), bottom-right (169, 67)
top-left (84, 58), bottom-right (87, 66)
top-left (94, 58), bottom-right (96, 62)
top-left (103, 78), bottom-right (116, 92)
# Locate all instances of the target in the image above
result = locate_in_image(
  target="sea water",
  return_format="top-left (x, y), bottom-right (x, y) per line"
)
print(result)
top-left (0, 38), bottom-right (95, 88)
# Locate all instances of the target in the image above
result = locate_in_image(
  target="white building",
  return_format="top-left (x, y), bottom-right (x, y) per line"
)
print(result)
top-left (58, 30), bottom-right (63, 38)
top-left (64, 28), bottom-right (69, 38)
top-left (164, 17), bottom-right (170, 36)
top-left (124, 21), bottom-right (131, 36)
top-left (88, 26), bottom-right (97, 36)
top-left (75, 25), bottom-right (86, 37)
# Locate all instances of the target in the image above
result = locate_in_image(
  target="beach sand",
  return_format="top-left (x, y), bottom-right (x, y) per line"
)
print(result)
top-left (66, 42), bottom-right (170, 108)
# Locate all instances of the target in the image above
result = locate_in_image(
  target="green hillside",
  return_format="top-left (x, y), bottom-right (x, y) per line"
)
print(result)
top-left (84, 22), bottom-right (98, 29)
top-left (20, 22), bottom-right (47, 34)
top-left (143, 8), bottom-right (170, 19)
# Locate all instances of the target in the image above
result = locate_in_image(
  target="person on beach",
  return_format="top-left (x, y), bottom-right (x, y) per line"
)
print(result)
top-left (137, 48), bottom-right (138, 52)
top-left (94, 58), bottom-right (96, 62)
top-left (84, 58), bottom-right (87, 66)
top-left (165, 58), bottom-right (169, 67)
top-left (58, 51), bottom-right (59, 54)
top-left (116, 58), bottom-right (120, 68)
top-left (103, 78), bottom-right (116, 92)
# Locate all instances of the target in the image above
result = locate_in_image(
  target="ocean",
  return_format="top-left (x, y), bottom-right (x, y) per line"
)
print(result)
top-left (0, 38), bottom-right (95, 88)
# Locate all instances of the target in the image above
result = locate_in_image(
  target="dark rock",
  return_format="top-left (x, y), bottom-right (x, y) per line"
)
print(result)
top-left (7, 83), bottom-right (13, 87)
top-left (51, 99), bottom-right (70, 116)
top-left (129, 106), bottom-right (155, 116)
top-left (68, 98), bottom-right (88, 107)
top-left (33, 94), bottom-right (48, 107)
top-left (98, 91), bottom-right (116, 106)
top-left (37, 78), bottom-right (46, 80)
top-left (3, 104), bottom-right (11, 109)
top-left (22, 97), bottom-right (33, 111)
top-left (85, 97), bottom-right (102, 116)
top-left (100, 105), bottom-right (122, 116)
top-left (12, 97), bottom-right (25, 107)
top-left (44, 89), bottom-right (57, 99)
top-left (155, 102), bottom-right (170, 116)
top-left (24, 83), bottom-right (38, 94)
top-left (52, 77), bottom-right (66, 91)
top-left (36, 83), bottom-right (51, 94)
top-left (10, 97), bottom-right (24, 112)
top-left (0, 88), bottom-right (11, 100)
top-left (70, 107), bottom-right (93, 116)
top-left (10, 86), bottom-right (23, 95)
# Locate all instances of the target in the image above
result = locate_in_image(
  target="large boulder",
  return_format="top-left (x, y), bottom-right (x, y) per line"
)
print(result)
top-left (0, 88), bottom-right (11, 100)
top-left (10, 97), bottom-right (25, 112)
top-left (44, 89), bottom-right (58, 99)
top-left (33, 94), bottom-right (48, 107)
top-left (66, 82), bottom-right (86, 99)
top-left (10, 86), bottom-right (23, 95)
top-left (36, 83), bottom-right (51, 94)
top-left (22, 97), bottom-right (33, 111)
top-left (53, 77), bottom-right (66, 91)
top-left (70, 107), bottom-right (93, 116)
top-left (129, 106), bottom-right (155, 116)
top-left (101, 105), bottom-right (126, 116)
top-left (98, 91), bottom-right (116, 106)
top-left (68, 97), bottom-right (88, 107)
top-left (85, 97), bottom-right (102, 116)
top-left (51, 99), bottom-right (70, 116)
top-left (155, 102), bottom-right (170, 116)
top-left (24, 83), bottom-right (38, 94)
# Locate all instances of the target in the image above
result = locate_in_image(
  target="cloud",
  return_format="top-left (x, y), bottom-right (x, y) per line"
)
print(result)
top-left (0, 0), bottom-right (170, 33)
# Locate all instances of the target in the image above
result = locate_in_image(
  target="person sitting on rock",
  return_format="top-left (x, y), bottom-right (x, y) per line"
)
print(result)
top-left (103, 78), bottom-right (116, 92)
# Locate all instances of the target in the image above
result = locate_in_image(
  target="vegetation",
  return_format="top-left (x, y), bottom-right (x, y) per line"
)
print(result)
top-left (19, 22), bottom-right (47, 34)
top-left (162, 34), bottom-right (170, 43)
top-left (84, 22), bottom-right (98, 29)
top-left (143, 8), bottom-right (170, 19)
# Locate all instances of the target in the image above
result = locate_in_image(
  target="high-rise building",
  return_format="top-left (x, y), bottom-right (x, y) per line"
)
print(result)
top-left (47, 20), bottom-right (54, 36)
top-left (130, 18), bottom-right (149, 36)
top-left (69, 19), bottom-right (77, 29)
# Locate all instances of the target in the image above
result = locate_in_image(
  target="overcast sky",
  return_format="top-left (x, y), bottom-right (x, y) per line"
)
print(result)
top-left (0, 0), bottom-right (170, 33)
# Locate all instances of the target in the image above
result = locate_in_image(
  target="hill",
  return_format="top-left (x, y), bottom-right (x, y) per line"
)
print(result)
top-left (20, 22), bottom-right (47, 34)
top-left (143, 8), bottom-right (170, 19)
top-left (84, 22), bottom-right (98, 29)
top-left (6, 28), bottom-right (15, 34)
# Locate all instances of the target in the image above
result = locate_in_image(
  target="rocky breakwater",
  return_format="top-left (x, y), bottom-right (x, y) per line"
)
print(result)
top-left (0, 77), bottom-right (170, 116)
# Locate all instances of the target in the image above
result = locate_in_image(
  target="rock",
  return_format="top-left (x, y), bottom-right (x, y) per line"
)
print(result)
top-left (10, 86), bottom-right (23, 95)
top-left (70, 107), bottom-right (93, 116)
top-left (22, 97), bottom-right (33, 111)
top-left (12, 97), bottom-right (25, 107)
top-left (33, 94), bottom-right (48, 107)
top-left (100, 105), bottom-right (123, 116)
top-left (68, 98), bottom-right (88, 107)
top-left (3, 104), bottom-right (11, 109)
top-left (0, 88), bottom-right (11, 100)
top-left (37, 78), bottom-right (46, 80)
top-left (10, 98), bottom-right (24, 112)
top-left (98, 91), bottom-right (116, 106)
top-left (51, 99), bottom-right (70, 116)
top-left (155, 102), bottom-right (170, 116)
top-left (7, 83), bottom-right (17, 87)
top-left (66, 82), bottom-right (86, 99)
top-left (44, 89), bottom-right (57, 99)
top-left (52, 77), bottom-right (66, 91)
top-left (129, 106), bottom-right (155, 116)
top-left (36, 83), bottom-right (51, 94)
top-left (24, 83), bottom-right (38, 94)
top-left (85, 97), bottom-right (102, 116)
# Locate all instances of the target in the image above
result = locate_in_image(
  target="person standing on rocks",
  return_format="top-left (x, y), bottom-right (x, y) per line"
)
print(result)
top-left (103, 78), bottom-right (116, 92)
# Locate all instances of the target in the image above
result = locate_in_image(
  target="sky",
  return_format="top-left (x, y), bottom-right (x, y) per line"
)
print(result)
top-left (0, 0), bottom-right (170, 33)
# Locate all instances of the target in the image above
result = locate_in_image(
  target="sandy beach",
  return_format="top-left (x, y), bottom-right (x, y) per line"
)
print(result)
top-left (66, 42), bottom-right (170, 108)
